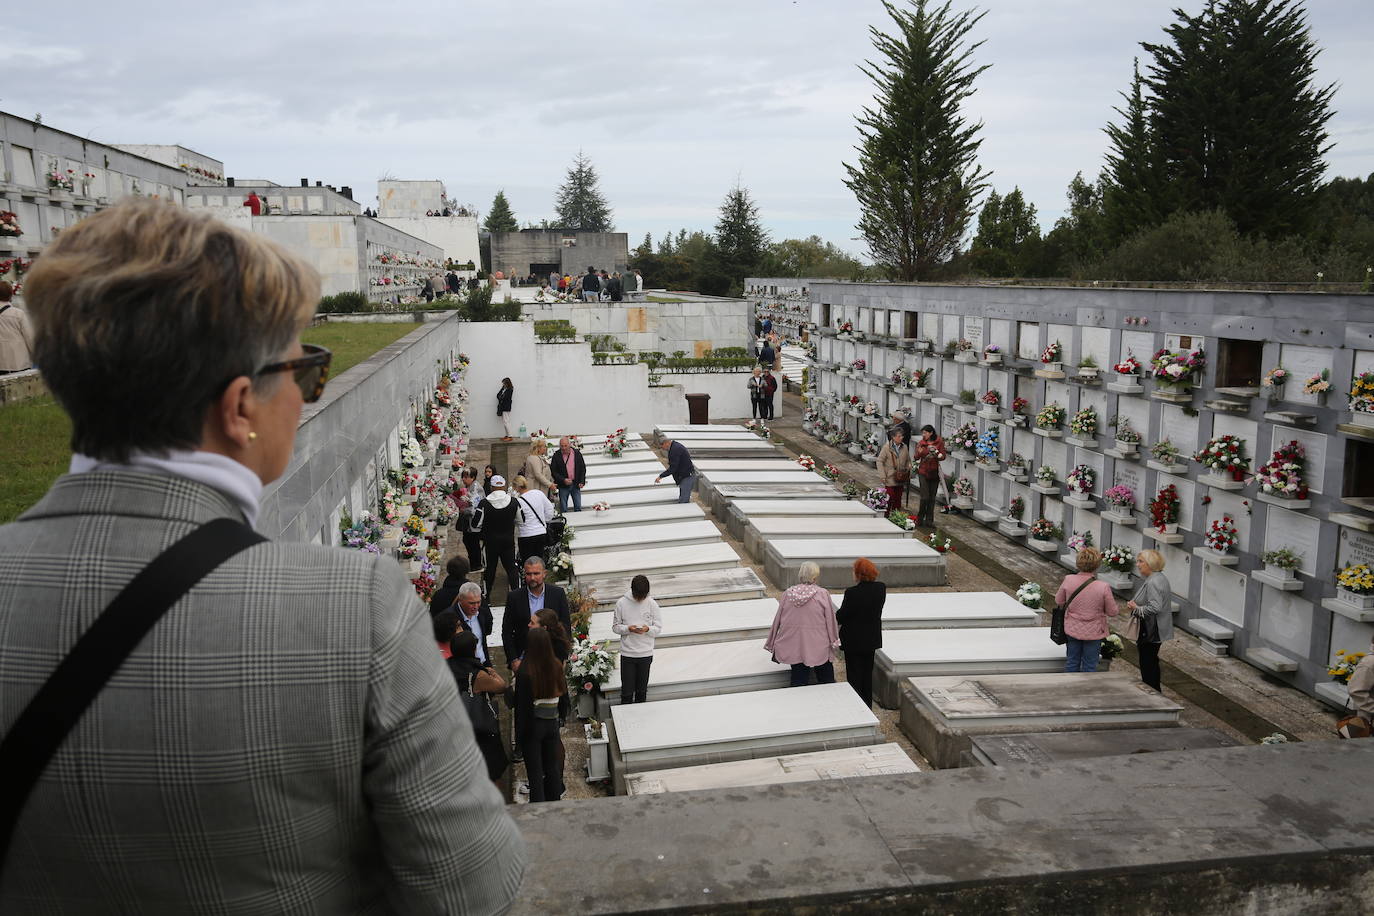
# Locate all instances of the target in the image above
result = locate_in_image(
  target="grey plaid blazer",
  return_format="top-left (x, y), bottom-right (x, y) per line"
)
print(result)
top-left (0, 470), bottom-right (525, 914)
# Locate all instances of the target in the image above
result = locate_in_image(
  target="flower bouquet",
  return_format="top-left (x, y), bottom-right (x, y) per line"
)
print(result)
top-left (1111, 417), bottom-right (1142, 450)
top-left (982, 344), bottom-right (1002, 363)
top-left (1069, 406), bottom-right (1098, 438)
top-left (911, 367), bottom-right (933, 391)
top-left (863, 488), bottom-right (891, 512)
top-left (1261, 366), bottom-right (1289, 394)
top-left (1261, 547), bottom-right (1301, 580)
top-left (1006, 452), bottom-right (1028, 479)
top-left (1029, 517), bottom-right (1062, 544)
top-left (1150, 439), bottom-right (1183, 468)
top-left (604, 435), bottom-right (624, 458)
top-left (1035, 465), bottom-right (1057, 487)
top-left (951, 422), bottom-right (979, 456)
top-left (1011, 396), bottom-right (1030, 415)
top-left (1204, 515), bottom-right (1239, 554)
top-left (1007, 495), bottom-right (1026, 521)
top-left (1113, 355), bottom-right (1142, 376)
top-left (1065, 464), bottom-right (1095, 497)
top-left (863, 401), bottom-right (880, 417)
top-left (1016, 581), bottom-right (1043, 609)
top-left (1336, 564), bottom-right (1374, 608)
top-left (1303, 369), bottom-right (1331, 398)
top-left (980, 389), bottom-right (1001, 408)
top-left (928, 531), bottom-right (954, 553)
top-left (797, 454), bottom-right (817, 471)
top-left (1350, 371), bottom-right (1374, 414)
top-left (1150, 347), bottom-right (1205, 389)
top-left (974, 428), bottom-right (1001, 465)
top-left (891, 366), bottom-right (910, 388)
top-left (1104, 485), bottom-right (1135, 511)
top-left (1040, 340), bottom-right (1063, 366)
top-left (820, 462), bottom-right (842, 481)
top-left (1035, 402), bottom-right (1065, 432)
top-left (400, 435), bottom-right (425, 470)
top-left (1067, 531), bottom-right (1093, 551)
top-left (592, 501), bottom-right (611, 513)
top-left (862, 431), bottom-right (883, 457)
top-left (0, 211), bottom-right (20, 238)
top-left (1194, 434), bottom-right (1248, 481)
top-left (567, 636), bottom-right (617, 698)
top-left (1150, 485), bottom-right (1181, 533)
top-left (340, 512), bottom-right (384, 554)
top-left (1255, 440), bottom-right (1308, 501)
top-left (46, 166), bottom-right (75, 191)
top-left (548, 550), bottom-right (575, 581)
top-left (1102, 544), bottom-right (1135, 573)
top-left (1329, 649), bottom-right (1369, 684)
top-left (851, 358), bottom-right (867, 372)
top-left (1101, 633), bottom-right (1125, 660)
top-left (951, 477), bottom-right (975, 507)
top-left (411, 558), bottom-right (438, 602)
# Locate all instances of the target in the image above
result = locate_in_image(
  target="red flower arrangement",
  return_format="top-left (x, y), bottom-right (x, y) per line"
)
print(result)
top-left (1150, 484), bottom-right (1180, 532)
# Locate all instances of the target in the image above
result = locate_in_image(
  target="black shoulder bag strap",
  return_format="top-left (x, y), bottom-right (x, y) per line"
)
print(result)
top-left (516, 495), bottom-right (547, 533)
top-left (0, 518), bottom-right (265, 866)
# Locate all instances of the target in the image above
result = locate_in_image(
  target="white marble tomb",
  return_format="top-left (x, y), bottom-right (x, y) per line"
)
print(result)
top-left (743, 516), bottom-right (911, 563)
top-left (693, 459), bottom-right (805, 473)
top-left (582, 460), bottom-right (664, 479)
top-left (573, 542), bottom-right (742, 580)
top-left (855, 592), bottom-right (1038, 630)
top-left (873, 627), bottom-right (1064, 708)
top-left (899, 672), bottom-right (1183, 768)
top-left (572, 519), bottom-right (724, 556)
top-left (764, 537), bottom-right (946, 588)
top-left (705, 484), bottom-right (844, 516)
top-left (588, 597), bottom-right (780, 648)
top-left (584, 473), bottom-right (686, 494)
top-left (598, 638), bottom-right (789, 706)
top-left (625, 743), bottom-right (918, 796)
top-left (609, 682), bottom-right (882, 793)
top-left (566, 502), bottom-right (706, 532)
top-left (583, 566), bottom-right (767, 608)
top-left (579, 486), bottom-right (690, 507)
top-left (724, 498), bottom-right (876, 539)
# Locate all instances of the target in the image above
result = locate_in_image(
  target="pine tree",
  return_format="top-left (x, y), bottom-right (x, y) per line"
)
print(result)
top-left (1102, 59), bottom-right (1168, 243)
top-left (969, 187), bottom-right (1039, 275)
top-left (553, 151), bottom-right (614, 231)
top-left (843, 0), bottom-right (990, 280)
top-left (483, 190), bottom-right (518, 233)
top-left (712, 184), bottom-right (770, 294)
top-left (1141, 0), bottom-right (1336, 237)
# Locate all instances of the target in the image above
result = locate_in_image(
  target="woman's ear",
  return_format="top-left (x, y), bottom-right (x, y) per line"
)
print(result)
top-left (205, 375), bottom-right (257, 452)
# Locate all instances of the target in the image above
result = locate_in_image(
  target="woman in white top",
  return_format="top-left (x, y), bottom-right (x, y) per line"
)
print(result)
top-left (512, 475), bottom-right (555, 564)
top-left (612, 575), bottom-right (662, 704)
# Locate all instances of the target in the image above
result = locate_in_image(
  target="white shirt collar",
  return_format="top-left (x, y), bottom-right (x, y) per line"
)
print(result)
top-left (69, 449), bottom-right (264, 528)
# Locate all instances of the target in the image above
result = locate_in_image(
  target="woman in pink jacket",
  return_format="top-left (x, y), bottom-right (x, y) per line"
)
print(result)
top-left (765, 561), bottom-right (840, 686)
top-left (1054, 546), bottom-right (1120, 672)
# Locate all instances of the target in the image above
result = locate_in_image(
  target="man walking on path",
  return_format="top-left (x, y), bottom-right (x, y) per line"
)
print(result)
top-left (656, 436), bottom-right (697, 504)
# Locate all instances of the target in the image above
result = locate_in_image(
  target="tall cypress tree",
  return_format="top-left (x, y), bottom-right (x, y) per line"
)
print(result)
top-left (843, 0), bottom-right (990, 280)
top-left (553, 151), bottom-right (614, 231)
top-left (483, 190), bottom-right (518, 233)
top-left (1142, 0), bottom-right (1335, 237)
top-left (712, 183), bottom-right (770, 294)
top-left (1102, 59), bottom-right (1168, 243)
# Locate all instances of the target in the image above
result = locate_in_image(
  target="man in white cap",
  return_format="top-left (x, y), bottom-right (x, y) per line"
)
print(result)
top-left (471, 474), bottom-right (520, 597)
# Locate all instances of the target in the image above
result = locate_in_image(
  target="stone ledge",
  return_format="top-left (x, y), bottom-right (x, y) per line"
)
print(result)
top-left (510, 742), bottom-right (1374, 916)
top-left (0, 368), bottom-right (46, 405)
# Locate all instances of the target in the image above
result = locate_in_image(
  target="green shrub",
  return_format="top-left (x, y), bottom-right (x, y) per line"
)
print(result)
top-left (318, 291), bottom-right (369, 314)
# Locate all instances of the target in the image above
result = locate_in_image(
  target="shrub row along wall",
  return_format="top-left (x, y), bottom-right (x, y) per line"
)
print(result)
top-left (749, 275), bottom-right (1374, 707)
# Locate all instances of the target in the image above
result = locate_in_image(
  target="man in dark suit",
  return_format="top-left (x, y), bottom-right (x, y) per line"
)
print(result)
top-left (429, 555), bottom-right (470, 616)
top-left (501, 556), bottom-right (571, 671)
top-left (549, 435), bottom-right (587, 512)
top-left (454, 582), bottom-right (495, 665)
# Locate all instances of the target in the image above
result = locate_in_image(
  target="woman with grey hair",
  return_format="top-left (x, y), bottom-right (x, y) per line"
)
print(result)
top-left (1126, 549), bottom-right (1173, 691)
top-left (764, 561), bottom-right (840, 686)
top-left (1, 198), bottom-right (524, 912)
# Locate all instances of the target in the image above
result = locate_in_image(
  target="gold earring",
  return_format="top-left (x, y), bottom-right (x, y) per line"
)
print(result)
top-left (248, 431), bottom-right (258, 441)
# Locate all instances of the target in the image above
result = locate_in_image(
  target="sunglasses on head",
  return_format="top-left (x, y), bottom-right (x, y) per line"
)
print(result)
top-left (254, 344), bottom-right (332, 403)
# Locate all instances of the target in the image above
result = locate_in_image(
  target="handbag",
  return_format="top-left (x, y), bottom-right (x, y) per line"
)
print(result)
top-left (546, 512), bottom-right (567, 545)
top-left (1049, 577), bottom-right (1096, 646)
top-left (1336, 713), bottom-right (1372, 739)
top-left (1122, 613), bottom-right (1141, 641)
top-left (0, 518), bottom-right (266, 868)
top-left (462, 672), bottom-right (501, 739)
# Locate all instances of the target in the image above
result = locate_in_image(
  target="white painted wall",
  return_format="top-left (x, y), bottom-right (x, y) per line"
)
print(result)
top-left (377, 215), bottom-right (480, 270)
top-left (460, 322), bottom-right (762, 438)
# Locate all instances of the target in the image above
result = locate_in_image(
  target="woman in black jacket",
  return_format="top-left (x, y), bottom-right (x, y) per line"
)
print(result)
top-left (447, 631), bottom-right (508, 785)
top-left (496, 377), bottom-right (514, 441)
top-left (510, 628), bottom-right (567, 803)
top-left (836, 557), bottom-right (885, 708)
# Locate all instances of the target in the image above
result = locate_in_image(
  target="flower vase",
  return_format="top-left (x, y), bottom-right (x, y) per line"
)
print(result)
top-left (584, 724), bottom-right (611, 780)
top-left (1047, 361), bottom-right (1063, 373)
top-left (1230, 465), bottom-right (1246, 483)
top-left (1159, 523), bottom-right (1179, 535)
top-left (1264, 564), bottom-right (1297, 581)
top-left (1338, 589), bottom-right (1374, 610)
top-left (576, 691), bottom-right (597, 719)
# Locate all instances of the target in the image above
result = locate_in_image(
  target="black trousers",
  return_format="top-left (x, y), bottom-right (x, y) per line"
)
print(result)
top-left (750, 396), bottom-right (762, 419)
top-left (520, 717), bottom-right (563, 802)
top-left (463, 528), bottom-right (484, 570)
top-left (1138, 640), bottom-right (1162, 691)
top-left (763, 394), bottom-right (776, 419)
top-left (518, 533), bottom-right (548, 565)
top-left (844, 648), bottom-right (876, 707)
top-left (482, 539), bottom-right (519, 594)
top-left (620, 655), bottom-right (653, 704)
top-left (917, 474), bottom-right (939, 526)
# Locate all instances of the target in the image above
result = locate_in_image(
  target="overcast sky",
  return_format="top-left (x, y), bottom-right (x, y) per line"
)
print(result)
top-left (6, 0), bottom-right (1372, 258)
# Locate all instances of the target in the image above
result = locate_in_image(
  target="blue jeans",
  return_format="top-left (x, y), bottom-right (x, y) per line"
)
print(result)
top-left (789, 661), bottom-right (835, 687)
top-left (558, 484), bottom-right (582, 512)
top-left (1065, 637), bottom-right (1102, 672)
top-left (676, 475), bottom-right (696, 504)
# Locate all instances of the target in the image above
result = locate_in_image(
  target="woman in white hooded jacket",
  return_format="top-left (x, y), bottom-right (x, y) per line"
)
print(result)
top-left (512, 475), bottom-right (555, 563)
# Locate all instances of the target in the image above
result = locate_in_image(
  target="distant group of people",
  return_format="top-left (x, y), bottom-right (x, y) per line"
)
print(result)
top-left (541, 266), bottom-right (643, 302)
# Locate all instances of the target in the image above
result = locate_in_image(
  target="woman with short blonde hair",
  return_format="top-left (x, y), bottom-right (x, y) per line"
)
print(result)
top-left (1055, 545), bottom-right (1118, 672)
top-left (1128, 550), bottom-right (1173, 691)
top-left (521, 437), bottom-right (555, 494)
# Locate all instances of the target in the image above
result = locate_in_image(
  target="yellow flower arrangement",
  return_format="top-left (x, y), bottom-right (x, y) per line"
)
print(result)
top-left (1328, 649), bottom-right (1368, 684)
top-left (404, 514), bottom-right (427, 537)
top-left (1337, 564), bottom-right (1374, 595)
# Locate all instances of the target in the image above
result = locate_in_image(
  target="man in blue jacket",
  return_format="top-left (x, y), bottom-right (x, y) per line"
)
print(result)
top-left (655, 436), bottom-right (696, 504)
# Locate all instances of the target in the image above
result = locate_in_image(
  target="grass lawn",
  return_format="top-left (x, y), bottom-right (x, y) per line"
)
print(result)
top-left (305, 321), bottom-right (423, 375)
top-left (0, 397), bottom-right (72, 524)
top-left (0, 321), bottom-right (424, 524)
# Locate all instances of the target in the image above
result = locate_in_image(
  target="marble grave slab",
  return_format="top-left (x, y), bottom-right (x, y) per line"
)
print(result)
top-left (873, 628), bottom-right (1064, 708)
top-left (969, 726), bottom-right (1237, 766)
top-left (849, 592), bottom-right (1038, 630)
top-left (900, 672), bottom-right (1183, 768)
top-left (583, 566), bottom-right (767, 608)
top-left (744, 516), bottom-right (911, 563)
top-left (572, 519), bottom-right (724, 555)
top-left (588, 597), bottom-right (780, 648)
top-left (599, 639), bottom-right (789, 705)
top-left (566, 502), bottom-right (706, 532)
top-left (764, 538), bottom-right (946, 588)
top-left (573, 542), bottom-right (742, 580)
top-left (625, 743), bottom-right (918, 796)
top-left (725, 498), bottom-right (876, 540)
top-left (705, 484), bottom-right (844, 516)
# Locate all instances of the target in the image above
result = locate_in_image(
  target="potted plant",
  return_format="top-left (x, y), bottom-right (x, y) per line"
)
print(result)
top-left (1006, 495), bottom-right (1026, 523)
top-left (1028, 518), bottom-right (1062, 549)
top-left (1077, 355), bottom-right (1100, 379)
top-left (1069, 406), bottom-right (1098, 441)
top-left (959, 388), bottom-right (977, 406)
top-left (1065, 464), bottom-right (1096, 498)
top-left (1150, 439), bottom-right (1184, 469)
top-left (1329, 649), bottom-right (1369, 685)
top-left (1148, 483), bottom-right (1181, 532)
top-left (567, 636), bottom-right (617, 719)
top-left (911, 367), bottom-right (933, 394)
top-left (1204, 515), bottom-right (1239, 557)
top-left (1005, 452), bottom-right (1029, 481)
top-left (1034, 465), bottom-right (1058, 491)
top-left (1008, 396), bottom-right (1030, 427)
top-left (1035, 402), bottom-right (1065, 435)
top-left (954, 338), bottom-right (976, 363)
top-left (974, 428), bottom-right (1001, 469)
top-left (1104, 485), bottom-right (1136, 513)
top-left (1040, 340), bottom-right (1064, 372)
top-left (1336, 564), bottom-right (1374, 610)
top-left (1016, 581), bottom-right (1043, 609)
top-left (951, 422), bottom-right (979, 458)
top-left (585, 718), bottom-right (611, 780)
top-left (887, 508), bottom-right (916, 531)
top-left (1111, 416), bottom-right (1142, 453)
top-left (979, 389), bottom-right (1001, 418)
top-left (1261, 548), bottom-right (1302, 581)
top-left (1099, 633), bottom-right (1125, 670)
top-left (982, 343), bottom-right (1003, 364)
